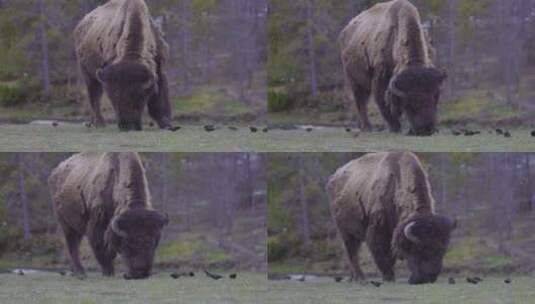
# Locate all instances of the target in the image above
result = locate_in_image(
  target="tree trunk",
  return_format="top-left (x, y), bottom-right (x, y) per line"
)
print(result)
top-left (305, 0), bottom-right (318, 97)
top-left (298, 154), bottom-right (311, 247)
top-left (18, 155), bottom-right (30, 240)
top-left (37, 0), bottom-right (51, 96)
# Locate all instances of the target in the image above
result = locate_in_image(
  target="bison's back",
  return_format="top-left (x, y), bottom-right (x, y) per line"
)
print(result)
top-left (329, 152), bottom-right (433, 231)
top-left (340, 0), bottom-right (429, 81)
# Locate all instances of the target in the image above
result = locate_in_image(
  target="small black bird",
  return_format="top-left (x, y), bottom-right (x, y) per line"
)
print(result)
top-left (17, 270), bottom-right (24, 276)
top-left (149, 122), bottom-right (155, 127)
top-left (204, 125), bottom-right (216, 132)
top-left (370, 280), bottom-right (382, 287)
top-left (189, 272), bottom-right (195, 277)
top-left (59, 270), bottom-right (66, 276)
top-left (85, 122), bottom-right (92, 128)
top-left (334, 276), bottom-right (344, 283)
top-left (169, 126), bottom-right (181, 132)
top-left (305, 128), bottom-right (313, 132)
top-left (229, 273), bottom-right (237, 279)
top-left (531, 131), bottom-right (535, 137)
top-left (250, 127), bottom-right (258, 133)
top-left (504, 278), bottom-right (511, 284)
top-left (170, 272), bottom-right (181, 279)
top-left (504, 131), bottom-right (511, 138)
top-left (298, 275), bottom-right (305, 282)
top-left (262, 127), bottom-right (269, 133)
top-left (204, 270), bottom-right (223, 280)
top-left (452, 130), bottom-right (462, 136)
top-left (228, 126), bottom-right (238, 131)
top-left (345, 128), bottom-right (352, 133)
top-left (466, 277), bottom-right (479, 284)
top-left (52, 121), bottom-right (59, 127)
top-left (496, 128), bottom-right (503, 135)
top-left (448, 277), bottom-right (456, 284)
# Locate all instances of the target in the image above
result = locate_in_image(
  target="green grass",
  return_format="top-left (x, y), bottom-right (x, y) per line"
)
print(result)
top-left (0, 272), bottom-right (266, 304)
top-left (1, 123), bottom-right (535, 152)
top-left (0, 123), bottom-right (271, 152)
top-left (267, 277), bottom-right (534, 304)
top-left (258, 127), bottom-right (535, 152)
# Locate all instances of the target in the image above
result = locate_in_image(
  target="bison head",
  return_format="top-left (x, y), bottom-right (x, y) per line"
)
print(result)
top-left (395, 215), bottom-right (456, 285)
top-left (107, 209), bottom-right (168, 279)
top-left (97, 61), bottom-right (158, 131)
top-left (386, 67), bottom-right (447, 136)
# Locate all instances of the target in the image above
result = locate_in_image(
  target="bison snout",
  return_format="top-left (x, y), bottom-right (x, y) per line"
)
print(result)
top-left (118, 121), bottom-right (143, 131)
top-left (409, 125), bottom-right (437, 137)
top-left (409, 273), bottom-right (439, 285)
top-left (123, 270), bottom-right (150, 280)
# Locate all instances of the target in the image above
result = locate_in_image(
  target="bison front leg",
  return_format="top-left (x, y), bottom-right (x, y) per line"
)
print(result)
top-left (82, 68), bottom-right (105, 128)
top-left (344, 70), bottom-right (372, 131)
top-left (372, 76), bottom-right (401, 133)
top-left (87, 218), bottom-right (116, 277)
top-left (148, 70), bottom-right (173, 130)
top-left (340, 232), bottom-right (366, 282)
top-left (366, 217), bottom-right (396, 282)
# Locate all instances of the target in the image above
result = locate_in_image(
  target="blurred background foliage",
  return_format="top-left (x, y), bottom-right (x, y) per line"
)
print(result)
top-left (0, 153), bottom-right (266, 272)
top-left (0, 0), bottom-right (267, 124)
top-left (268, 0), bottom-right (535, 128)
top-left (268, 153), bottom-right (535, 277)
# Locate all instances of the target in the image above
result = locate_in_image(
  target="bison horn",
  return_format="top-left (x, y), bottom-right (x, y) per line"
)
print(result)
top-left (388, 76), bottom-right (407, 99)
top-left (111, 216), bottom-right (128, 238)
top-left (404, 221), bottom-right (421, 244)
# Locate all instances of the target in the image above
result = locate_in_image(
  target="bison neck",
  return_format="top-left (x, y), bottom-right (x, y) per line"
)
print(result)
top-left (112, 153), bottom-right (152, 212)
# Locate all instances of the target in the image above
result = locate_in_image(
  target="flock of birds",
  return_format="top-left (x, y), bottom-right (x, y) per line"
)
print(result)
top-left (13, 268), bottom-right (238, 281)
top-left (49, 120), bottom-right (535, 139)
top-left (288, 274), bottom-right (513, 287)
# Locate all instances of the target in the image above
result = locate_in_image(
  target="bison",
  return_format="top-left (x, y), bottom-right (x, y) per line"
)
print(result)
top-left (339, 0), bottom-right (447, 136)
top-left (74, 0), bottom-right (173, 131)
top-left (48, 152), bottom-right (168, 279)
top-left (327, 152), bottom-right (455, 284)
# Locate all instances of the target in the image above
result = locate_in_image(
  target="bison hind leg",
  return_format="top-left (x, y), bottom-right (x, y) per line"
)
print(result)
top-left (59, 221), bottom-right (86, 278)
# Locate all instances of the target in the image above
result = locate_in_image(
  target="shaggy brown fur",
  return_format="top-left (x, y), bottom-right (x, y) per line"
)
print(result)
top-left (49, 152), bottom-right (168, 279)
top-left (327, 152), bottom-right (455, 284)
top-left (339, 0), bottom-right (446, 136)
top-left (74, 0), bottom-right (172, 131)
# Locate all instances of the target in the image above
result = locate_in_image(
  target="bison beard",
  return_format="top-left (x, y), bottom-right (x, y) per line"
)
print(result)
top-left (49, 153), bottom-right (168, 279)
top-left (327, 152), bottom-right (455, 284)
top-left (339, 0), bottom-right (446, 136)
top-left (74, 0), bottom-right (173, 131)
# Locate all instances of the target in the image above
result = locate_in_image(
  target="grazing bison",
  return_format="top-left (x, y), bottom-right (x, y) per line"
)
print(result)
top-left (49, 152), bottom-right (168, 279)
top-left (339, 0), bottom-right (447, 136)
top-left (74, 0), bottom-right (173, 131)
top-left (327, 152), bottom-right (455, 284)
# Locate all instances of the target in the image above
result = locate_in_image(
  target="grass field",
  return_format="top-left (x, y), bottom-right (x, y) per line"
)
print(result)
top-left (1, 123), bottom-right (535, 152)
top-left (0, 271), bottom-right (267, 304)
top-left (0, 123), bottom-right (271, 152)
top-left (267, 276), bottom-right (534, 304)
